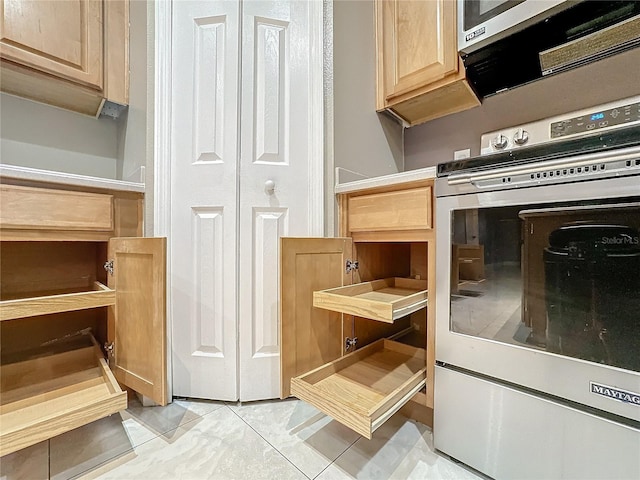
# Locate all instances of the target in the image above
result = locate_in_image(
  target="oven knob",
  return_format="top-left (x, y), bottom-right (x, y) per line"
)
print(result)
top-left (513, 128), bottom-right (529, 145)
top-left (491, 134), bottom-right (509, 150)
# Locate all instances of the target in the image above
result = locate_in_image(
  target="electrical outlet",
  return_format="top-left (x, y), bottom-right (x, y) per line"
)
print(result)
top-left (454, 148), bottom-right (471, 160)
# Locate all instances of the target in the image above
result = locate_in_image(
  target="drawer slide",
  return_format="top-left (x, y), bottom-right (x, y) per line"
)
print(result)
top-left (313, 277), bottom-right (428, 323)
top-left (291, 339), bottom-right (426, 439)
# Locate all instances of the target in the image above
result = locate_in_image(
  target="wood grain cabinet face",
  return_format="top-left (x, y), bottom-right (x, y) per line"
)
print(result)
top-left (375, 0), bottom-right (480, 126)
top-left (0, 184), bottom-right (114, 231)
top-left (0, 0), bottom-right (103, 88)
top-left (347, 186), bottom-right (432, 233)
top-left (0, 0), bottom-right (128, 115)
top-left (0, 184), bottom-right (166, 457)
top-left (380, 0), bottom-right (457, 101)
top-left (280, 181), bottom-right (437, 438)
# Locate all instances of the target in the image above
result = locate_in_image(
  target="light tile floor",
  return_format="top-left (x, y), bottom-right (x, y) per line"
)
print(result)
top-left (1, 398), bottom-right (485, 480)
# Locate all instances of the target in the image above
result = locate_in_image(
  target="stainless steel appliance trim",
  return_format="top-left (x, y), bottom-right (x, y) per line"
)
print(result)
top-left (434, 366), bottom-right (640, 479)
top-left (435, 176), bottom-right (640, 422)
top-left (480, 96), bottom-right (640, 153)
top-left (447, 146), bottom-right (640, 186)
top-left (458, 0), bottom-right (569, 53)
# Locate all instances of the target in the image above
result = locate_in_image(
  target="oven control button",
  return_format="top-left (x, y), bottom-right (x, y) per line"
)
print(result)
top-left (513, 128), bottom-right (529, 146)
top-left (492, 134), bottom-right (509, 150)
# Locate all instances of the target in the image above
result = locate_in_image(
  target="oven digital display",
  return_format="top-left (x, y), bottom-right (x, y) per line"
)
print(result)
top-left (550, 101), bottom-right (640, 138)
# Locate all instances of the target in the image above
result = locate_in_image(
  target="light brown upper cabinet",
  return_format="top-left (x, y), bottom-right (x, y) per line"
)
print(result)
top-left (375, 0), bottom-right (480, 126)
top-left (0, 0), bottom-right (129, 116)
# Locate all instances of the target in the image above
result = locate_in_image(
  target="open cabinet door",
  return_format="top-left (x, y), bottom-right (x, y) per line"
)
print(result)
top-left (280, 237), bottom-right (353, 398)
top-left (107, 237), bottom-right (167, 405)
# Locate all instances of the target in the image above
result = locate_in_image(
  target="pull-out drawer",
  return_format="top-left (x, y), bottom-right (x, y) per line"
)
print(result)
top-left (347, 186), bottom-right (432, 232)
top-left (313, 277), bottom-right (428, 323)
top-left (0, 281), bottom-right (115, 321)
top-left (291, 339), bottom-right (426, 439)
top-left (0, 184), bottom-right (114, 231)
top-left (0, 333), bottom-right (127, 456)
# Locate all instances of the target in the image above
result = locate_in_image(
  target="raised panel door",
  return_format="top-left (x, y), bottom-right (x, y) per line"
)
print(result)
top-left (170, 0), bottom-right (241, 401)
top-left (378, 0), bottom-right (458, 103)
top-left (280, 237), bottom-right (353, 399)
top-left (238, 0), bottom-right (324, 401)
top-left (108, 237), bottom-right (167, 406)
top-left (0, 0), bottom-right (103, 89)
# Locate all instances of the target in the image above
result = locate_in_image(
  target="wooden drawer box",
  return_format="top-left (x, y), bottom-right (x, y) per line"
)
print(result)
top-left (291, 339), bottom-right (426, 439)
top-left (313, 277), bottom-right (428, 323)
top-left (0, 281), bottom-right (115, 321)
top-left (0, 185), bottom-right (113, 231)
top-left (0, 333), bottom-right (127, 456)
top-left (347, 186), bottom-right (432, 232)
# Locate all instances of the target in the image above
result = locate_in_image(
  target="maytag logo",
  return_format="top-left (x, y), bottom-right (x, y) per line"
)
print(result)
top-left (590, 382), bottom-right (640, 406)
top-left (465, 27), bottom-right (486, 42)
top-left (601, 234), bottom-right (639, 245)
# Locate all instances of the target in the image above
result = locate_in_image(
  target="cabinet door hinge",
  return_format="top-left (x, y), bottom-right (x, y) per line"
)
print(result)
top-left (104, 342), bottom-right (115, 357)
top-left (104, 260), bottom-right (114, 275)
top-left (346, 259), bottom-right (359, 273)
top-left (345, 336), bottom-right (358, 352)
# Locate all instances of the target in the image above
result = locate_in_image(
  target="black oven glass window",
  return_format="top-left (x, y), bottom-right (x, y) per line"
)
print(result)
top-left (450, 200), bottom-right (640, 373)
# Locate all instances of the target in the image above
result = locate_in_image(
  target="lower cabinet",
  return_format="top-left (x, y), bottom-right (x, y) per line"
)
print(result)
top-left (280, 178), bottom-right (436, 439)
top-left (0, 183), bottom-right (166, 457)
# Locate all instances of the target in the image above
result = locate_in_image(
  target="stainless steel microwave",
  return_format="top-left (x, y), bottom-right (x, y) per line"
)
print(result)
top-left (458, 0), bottom-right (572, 53)
top-left (458, 0), bottom-right (640, 98)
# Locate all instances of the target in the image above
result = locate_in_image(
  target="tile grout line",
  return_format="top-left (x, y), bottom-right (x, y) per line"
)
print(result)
top-left (224, 402), bottom-right (313, 480)
top-left (67, 402), bottom-right (226, 480)
top-left (311, 435), bottom-right (361, 480)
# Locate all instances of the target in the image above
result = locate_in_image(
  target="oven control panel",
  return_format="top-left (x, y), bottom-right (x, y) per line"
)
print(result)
top-left (550, 101), bottom-right (640, 138)
top-left (480, 95), bottom-right (640, 154)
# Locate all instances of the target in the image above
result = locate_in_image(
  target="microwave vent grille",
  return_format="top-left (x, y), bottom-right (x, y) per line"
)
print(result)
top-left (540, 14), bottom-right (640, 75)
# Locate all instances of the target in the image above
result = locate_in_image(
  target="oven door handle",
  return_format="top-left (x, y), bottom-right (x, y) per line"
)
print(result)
top-left (446, 146), bottom-right (640, 188)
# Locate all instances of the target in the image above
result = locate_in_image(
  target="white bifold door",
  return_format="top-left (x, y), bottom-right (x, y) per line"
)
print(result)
top-left (171, 1), bottom-right (323, 401)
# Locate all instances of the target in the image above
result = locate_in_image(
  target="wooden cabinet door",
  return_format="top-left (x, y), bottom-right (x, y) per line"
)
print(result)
top-left (0, 0), bottom-right (103, 89)
top-left (378, 0), bottom-right (457, 102)
top-left (107, 237), bottom-right (167, 405)
top-left (280, 237), bottom-right (353, 398)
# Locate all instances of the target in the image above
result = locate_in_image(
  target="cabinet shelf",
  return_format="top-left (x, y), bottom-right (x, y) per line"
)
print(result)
top-left (291, 338), bottom-right (426, 439)
top-left (313, 277), bottom-right (428, 323)
top-left (0, 333), bottom-right (126, 456)
top-left (0, 281), bottom-right (115, 322)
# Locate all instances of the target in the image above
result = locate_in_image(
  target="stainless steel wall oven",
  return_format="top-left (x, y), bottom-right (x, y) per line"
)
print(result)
top-left (434, 97), bottom-right (640, 479)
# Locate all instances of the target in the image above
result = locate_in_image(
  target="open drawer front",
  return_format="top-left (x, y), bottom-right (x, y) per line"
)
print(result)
top-left (0, 281), bottom-right (116, 321)
top-left (0, 333), bottom-right (127, 456)
top-left (291, 339), bottom-right (426, 439)
top-left (313, 277), bottom-right (428, 323)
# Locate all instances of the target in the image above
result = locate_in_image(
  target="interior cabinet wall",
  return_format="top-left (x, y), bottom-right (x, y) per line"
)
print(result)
top-left (350, 243), bottom-right (414, 349)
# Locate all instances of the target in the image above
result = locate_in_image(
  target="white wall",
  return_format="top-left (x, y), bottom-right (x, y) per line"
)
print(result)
top-left (326, 0), bottom-right (404, 233)
top-left (332, 0), bottom-right (403, 178)
top-left (117, 0), bottom-right (149, 184)
top-left (0, 93), bottom-right (119, 178)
